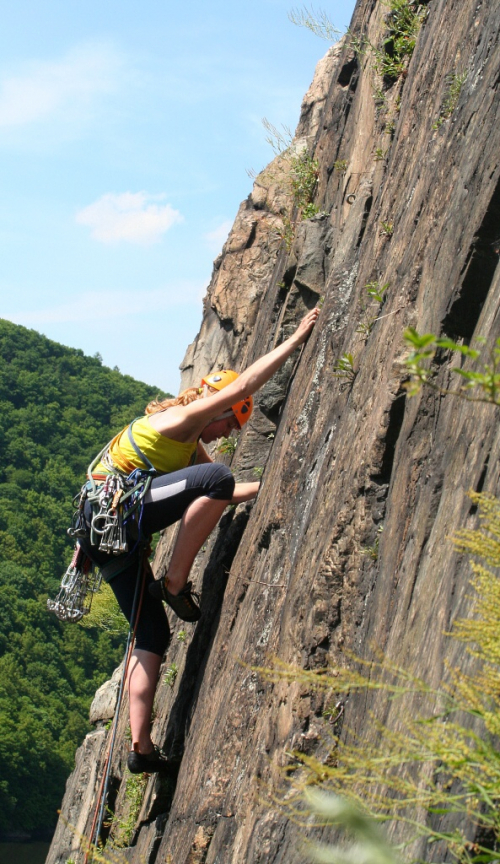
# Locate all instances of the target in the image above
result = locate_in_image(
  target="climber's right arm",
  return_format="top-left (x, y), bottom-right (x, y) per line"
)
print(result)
top-left (152, 308), bottom-right (319, 441)
top-left (232, 307), bottom-right (318, 398)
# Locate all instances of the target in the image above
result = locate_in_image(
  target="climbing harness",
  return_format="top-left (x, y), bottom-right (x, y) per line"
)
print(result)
top-left (47, 419), bottom-right (156, 623)
top-left (75, 420), bottom-right (156, 555)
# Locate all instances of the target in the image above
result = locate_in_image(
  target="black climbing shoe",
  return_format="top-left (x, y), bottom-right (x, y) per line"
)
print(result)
top-left (149, 579), bottom-right (201, 622)
top-left (127, 744), bottom-right (171, 775)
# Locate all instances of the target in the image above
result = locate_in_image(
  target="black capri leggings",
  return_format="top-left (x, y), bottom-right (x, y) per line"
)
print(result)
top-left (83, 462), bottom-right (235, 656)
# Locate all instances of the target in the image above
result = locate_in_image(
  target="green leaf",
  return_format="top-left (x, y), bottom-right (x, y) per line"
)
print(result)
top-left (403, 328), bottom-right (436, 349)
top-left (452, 369), bottom-right (485, 382)
top-left (435, 338), bottom-right (480, 358)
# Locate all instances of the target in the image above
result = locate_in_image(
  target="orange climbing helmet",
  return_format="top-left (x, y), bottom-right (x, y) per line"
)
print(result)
top-left (201, 370), bottom-right (253, 428)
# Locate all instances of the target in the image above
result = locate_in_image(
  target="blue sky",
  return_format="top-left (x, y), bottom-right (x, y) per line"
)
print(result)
top-left (1, 0), bottom-right (355, 393)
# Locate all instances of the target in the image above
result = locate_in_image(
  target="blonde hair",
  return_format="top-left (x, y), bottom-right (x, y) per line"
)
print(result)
top-left (145, 386), bottom-right (203, 415)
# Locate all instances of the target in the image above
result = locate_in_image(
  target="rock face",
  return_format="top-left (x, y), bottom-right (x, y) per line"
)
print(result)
top-left (88, 664), bottom-right (123, 724)
top-left (46, 1), bottom-right (500, 862)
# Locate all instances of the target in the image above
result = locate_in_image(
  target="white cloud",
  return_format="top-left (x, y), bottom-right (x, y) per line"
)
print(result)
top-left (204, 219), bottom-right (233, 254)
top-left (75, 192), bottom-right (183, 245)
top-left (0, 42), bottom-right (122, 128)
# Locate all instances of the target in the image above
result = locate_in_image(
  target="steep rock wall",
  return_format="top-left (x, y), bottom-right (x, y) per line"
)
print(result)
top-left (47, 1), bottom-right (500, 862)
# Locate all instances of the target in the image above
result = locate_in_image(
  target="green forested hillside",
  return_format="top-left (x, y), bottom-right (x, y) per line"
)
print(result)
top-left (0, 319), bottom-right (169, 834)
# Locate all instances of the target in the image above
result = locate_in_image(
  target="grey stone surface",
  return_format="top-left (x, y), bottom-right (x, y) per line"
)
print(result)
top-left (88, 663), bottom-right (123, 724)
top-left (47, 2), bottom-right (500, 862)
top-left (45, 731), bottom-right (106, 864)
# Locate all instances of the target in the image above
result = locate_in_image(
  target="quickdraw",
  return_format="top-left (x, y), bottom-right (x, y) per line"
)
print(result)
top-left (47, 420), bottom-right (156, 623)
top-left (46, 542), bottom-right (102, 622)
top-left (88, 475), bottom-right (128, 554)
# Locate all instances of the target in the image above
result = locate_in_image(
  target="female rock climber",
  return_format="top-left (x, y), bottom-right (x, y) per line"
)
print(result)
top-left (84, 306), bottom-right (319, 774)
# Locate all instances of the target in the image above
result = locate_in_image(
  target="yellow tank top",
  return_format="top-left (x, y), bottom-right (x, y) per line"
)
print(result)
top-left (97, 416), bottom-right (197, 476)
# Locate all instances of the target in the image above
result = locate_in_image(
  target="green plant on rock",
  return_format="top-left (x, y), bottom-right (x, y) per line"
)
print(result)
top-left (452, 493), bottom-right (500, 660)
top-left (276, 215), bottom-right (296, 251)
top-left (366, 280), bottom-right (389, 304)
top-left (290, 149), bottom-right (320, 215)
top-left (373, 47), bottom-right (406, 81)
top-left (164, 662), bottom-right (178, 688)
top-left (374, 147), bottom-right (387, 161)
top-left (288, 5), bottom-right (342, 43)
top-left (433, 70), bottom-right (468, 128)
top-left (261, 120), bottom-right (320, 244)
top-left (403, 329), bottom-right (500, 406)
top-left (258, 493), bottom-right (500, 864)
top-left (333, 159), bottom-right (348, 172)
top-left (356, 282), bottom-right (389, 338)
top-left (112, 773), bottom-right (148, 848)
top-left (356, 320), bottom-right (374, 338)
top-left (62, 817), bottom-right (130, 864)
top-left (374, 0), bottom-right (427, 81)
top-left (302, 202), bottom-right (321, 220)
top-left (362, 524), bottom-right (384, 561)
top-left (348, 30), bottom-right (371, 59)
top-left (177, 630), bottom-right (187, 643)
top-left (332, 353), bottom-right (357, 382)
top-left (379, 220), bottom-right (394, 237)
top-left (253, 466), bottom-right (264, 479)
top-left (216, 436), bottom-right (237, 456)
top-left (373, 86), bottom-right (387, 103)
top-left (350, 1), bottom-right (427, 86)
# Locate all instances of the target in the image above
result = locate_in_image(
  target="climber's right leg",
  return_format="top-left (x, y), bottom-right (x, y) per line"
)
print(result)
top-left (144, 463), bottom-right (235, 620)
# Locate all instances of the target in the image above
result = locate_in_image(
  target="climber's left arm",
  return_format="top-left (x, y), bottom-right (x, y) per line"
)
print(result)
top-left (231, 482), bottom-right (260, 504)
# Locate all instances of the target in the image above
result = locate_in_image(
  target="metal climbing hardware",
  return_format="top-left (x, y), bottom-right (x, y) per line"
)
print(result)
top-left (47, 542), bottom-right (102, 622)
top-left (89, 474), bottom-right (128, 554)
top-left (48, 419), bottom-right (156, 623)
top-left (67, 418), bottom-right (156, 556)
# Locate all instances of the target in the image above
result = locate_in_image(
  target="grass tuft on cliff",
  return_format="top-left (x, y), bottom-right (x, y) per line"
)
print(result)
top-left (258, 492), bottom-right (500, 863)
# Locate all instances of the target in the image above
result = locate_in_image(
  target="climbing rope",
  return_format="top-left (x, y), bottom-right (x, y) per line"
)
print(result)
top-left (84, 551), bottom-right (149, 863)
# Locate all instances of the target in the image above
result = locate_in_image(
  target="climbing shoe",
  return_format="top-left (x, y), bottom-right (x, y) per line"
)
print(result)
top-left (127, 744), bottom-right (171, 775)
top-left (148, 579), bottom-right (201, 622)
